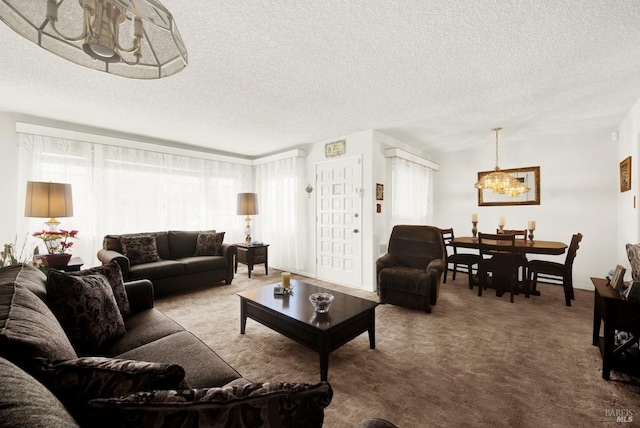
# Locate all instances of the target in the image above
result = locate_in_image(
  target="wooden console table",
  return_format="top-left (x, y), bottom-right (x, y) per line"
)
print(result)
top-left (591, 277), bottom-right (640, 379)
top-left (235, 243), bottom-right (269, 278)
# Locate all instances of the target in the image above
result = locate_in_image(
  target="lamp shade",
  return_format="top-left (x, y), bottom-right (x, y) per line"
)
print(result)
top-left (237, 193), bottom-right (258, 216)
top-left (24, 181), bottom-right (73, 218)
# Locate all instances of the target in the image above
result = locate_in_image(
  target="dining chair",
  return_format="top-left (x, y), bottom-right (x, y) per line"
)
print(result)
top-left (527, 233), bottom-right (583, 306)
top-left (440, 228), bottom-right (481, 289)
top-left (478, 232), bottom-right (527, 303)
top-left (497, 229), bottom-right (529, 280)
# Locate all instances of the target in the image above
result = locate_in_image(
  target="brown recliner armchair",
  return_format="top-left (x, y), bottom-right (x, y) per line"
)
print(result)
top-left (376, 225), bottom-right (445, 313)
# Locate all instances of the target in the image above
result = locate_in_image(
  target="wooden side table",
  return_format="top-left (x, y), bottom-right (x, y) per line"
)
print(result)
top-left (591, 277), bottom-right (640, 379)
top-left (235, 244), bottom-right (269, 278)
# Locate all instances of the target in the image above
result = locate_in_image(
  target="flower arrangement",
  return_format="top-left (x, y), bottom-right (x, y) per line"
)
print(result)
top-left (32, 229), bottom-right (78, 255)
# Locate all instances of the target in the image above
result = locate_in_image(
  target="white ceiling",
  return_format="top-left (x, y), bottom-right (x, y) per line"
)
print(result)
top-left (1, 1), bottom-right (640, 157)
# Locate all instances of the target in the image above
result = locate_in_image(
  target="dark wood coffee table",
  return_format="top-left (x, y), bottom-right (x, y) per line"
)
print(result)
top-left (237, 279), bottom-right (379, 381)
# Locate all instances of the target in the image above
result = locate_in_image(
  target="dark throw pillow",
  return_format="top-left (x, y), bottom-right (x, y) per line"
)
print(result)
top-left (46, 271), bottom-right (126, 355)
top-left (120, 235), bottom-right (161, 266)
top-left (71, 262), bottom-right (130, 317)
top-left (89, 381), bottom-right (333, 428)
top-left (193, 231), bottom-right (225, 256)
top-left (34, 357), bottom-right (188, 426)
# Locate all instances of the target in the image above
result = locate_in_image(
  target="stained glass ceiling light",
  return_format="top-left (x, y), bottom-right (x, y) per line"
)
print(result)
top-left (0, 0), bottom-right (188, 79)
top-left (474, 127), bottom-right (530, 197)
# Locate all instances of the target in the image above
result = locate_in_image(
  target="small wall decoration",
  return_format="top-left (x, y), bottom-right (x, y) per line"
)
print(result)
top-left (620, 156), bottom-right (631, 192)
top-left (376, 183), bottom-right (384, 200)
top-left (610, 264), bottom-right (626, 289)
top-left (325, 140), bottom-right (346, 158)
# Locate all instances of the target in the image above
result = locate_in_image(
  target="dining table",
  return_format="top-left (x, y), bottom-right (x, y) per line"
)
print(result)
top-left (451, 236), bottom-right (568, 255)
top-left (450, 236), bottom-right (568, 297)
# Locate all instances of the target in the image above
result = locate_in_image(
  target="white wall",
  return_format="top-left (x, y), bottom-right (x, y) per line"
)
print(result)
top-left (433, 129), bottom-right (618, 290)
top-left (616, 98), bottom-right (640, 272)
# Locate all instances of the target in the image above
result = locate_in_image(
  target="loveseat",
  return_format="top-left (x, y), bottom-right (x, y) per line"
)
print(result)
top-left (0, 263), bottom-right (332, 427)
top-left (98, 230), bottom-right (236, 296)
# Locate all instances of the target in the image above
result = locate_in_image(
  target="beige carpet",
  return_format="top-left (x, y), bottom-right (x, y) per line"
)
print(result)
top-left (155, 267), bottom-right (640, 428)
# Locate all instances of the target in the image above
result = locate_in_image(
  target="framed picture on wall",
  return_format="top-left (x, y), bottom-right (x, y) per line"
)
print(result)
top-left (376, 183), bottom-right (384, 200)
top-left (610, 264), bottom-right (626, 289)
top-left (620, 156), bottom-right (631, 192)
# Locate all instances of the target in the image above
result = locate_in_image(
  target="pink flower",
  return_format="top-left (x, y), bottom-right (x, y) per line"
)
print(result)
top-left (33, 229), bottom-right (79, 255)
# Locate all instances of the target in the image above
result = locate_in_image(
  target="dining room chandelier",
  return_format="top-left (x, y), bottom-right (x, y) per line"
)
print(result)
top-left (474, 127), bottom-right (530, 197)
top-left (0, 0), bottom-right (188, 79)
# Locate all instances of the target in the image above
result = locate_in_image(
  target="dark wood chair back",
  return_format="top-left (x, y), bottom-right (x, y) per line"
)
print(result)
top-left (478, 233), bottom-right (523, 302)
top-left (497, 229), bottom-right (528, 240)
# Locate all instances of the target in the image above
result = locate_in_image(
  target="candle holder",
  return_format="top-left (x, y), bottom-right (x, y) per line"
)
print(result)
top-left (472, 221), bottom-right (478, 241)
top-left (498, 225), bottom-right (504, 234)
top-left (528, 229), bottom-right (535, 242)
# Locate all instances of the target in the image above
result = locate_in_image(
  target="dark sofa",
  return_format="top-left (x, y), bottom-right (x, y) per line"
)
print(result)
top-left (97, 230), bottom-right (236, 296)
top-left (0, 263), bottom-right (332, 427)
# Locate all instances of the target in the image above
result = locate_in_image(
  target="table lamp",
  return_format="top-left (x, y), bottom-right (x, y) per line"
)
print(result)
top-left (24, 181), bottom-right (73, 231)
top-left (237, 193), bottom-right (258, 245)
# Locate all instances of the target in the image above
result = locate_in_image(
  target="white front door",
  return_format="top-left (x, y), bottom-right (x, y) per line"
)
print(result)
top-left (316, 156), bottom-right (363, 288)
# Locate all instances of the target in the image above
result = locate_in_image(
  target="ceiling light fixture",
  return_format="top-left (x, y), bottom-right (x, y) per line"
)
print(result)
top-left (0, 0), bottom-right (188, 79)
top-left (474, 127), bottom-right (530, 197)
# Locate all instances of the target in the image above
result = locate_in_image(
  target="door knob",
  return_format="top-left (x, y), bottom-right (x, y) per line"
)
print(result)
top-left (354, 229), bottom-right (359, 233)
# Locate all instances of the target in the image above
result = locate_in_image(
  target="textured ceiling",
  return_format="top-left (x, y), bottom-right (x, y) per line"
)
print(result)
top-left (1, 1), bottom-right (640, 157)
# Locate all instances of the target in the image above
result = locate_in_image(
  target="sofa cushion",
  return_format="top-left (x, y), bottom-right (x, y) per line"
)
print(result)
top-left (104, 232), bottom-right (170, 259)
top-left (0, 356), bottom-right (80, 428)
top-left (178, 256), bottom-right (228, 275)
top-left (120, 235), bottom-right (161, 266)
top-left (168, 230), bottom-right (202, 258)
top-left (116, 331), bottom-right (241, 388)
top-left (104, 308), bottom-right (185, 355)
top-left (194, 231), bottom-right (225, 256)
top-left (129, 260), bottom-right (185, 280)
top-left (88, 381), bottom-right (333, 428)
top-left (0, 265), bottom-right (78, 364)
top-left (71, 261), bottom-right (130, 317)
top-left (47, 271), bottom-right (126, 355)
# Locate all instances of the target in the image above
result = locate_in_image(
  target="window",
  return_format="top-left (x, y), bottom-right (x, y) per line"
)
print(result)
top-left (18, 133), bottom-right (251, 265)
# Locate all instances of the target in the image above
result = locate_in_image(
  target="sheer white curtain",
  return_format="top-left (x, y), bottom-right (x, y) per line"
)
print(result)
top-left (390, 156), bottom-right (434, 226)
top-left (17, 133), bottom-right (251, 266)
top-left (253, 155), bottom-right (307, 273)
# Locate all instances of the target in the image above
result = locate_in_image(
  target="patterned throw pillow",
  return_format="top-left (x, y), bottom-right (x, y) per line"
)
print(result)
top-left (36, 357), bottom-right (188, 401)
top-left (193, 231), bottom-right (225, 256)
top-left (35, 357), bottom-right (188, 426)
top-left (120, 235), bottom-right (161, 266)
top-left (46, 271), bottom-right (126, 355)
top-left (71, 262), bottom-right (130, 317)
top-left (626, 243), bottom-right (640, 281)
top-left (89, 381), bottom-right (333, 428)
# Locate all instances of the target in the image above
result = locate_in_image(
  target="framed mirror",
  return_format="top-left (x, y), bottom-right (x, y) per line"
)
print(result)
top-left (477, 166), bottom-right (540, 206)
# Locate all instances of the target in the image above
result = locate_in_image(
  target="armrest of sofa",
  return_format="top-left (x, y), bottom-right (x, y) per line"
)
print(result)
top-left (220, 243), bottom-right (236, 261)
top-left (220, 243), bottom-right (237, 284)
top-left (124, 279), bottom-right (154, 313)
top-left (427, 258), bottom-right (444, 276)
top-left (376, 253), bottom-right (397, 275)
top-left (97, 249), bottom-right (130, 280)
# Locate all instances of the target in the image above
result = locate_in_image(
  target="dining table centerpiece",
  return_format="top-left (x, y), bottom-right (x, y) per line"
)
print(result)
top-left (33, 229), bottom-right (78, 267)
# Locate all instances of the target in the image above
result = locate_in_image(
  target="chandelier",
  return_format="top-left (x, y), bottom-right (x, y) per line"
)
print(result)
top-left (0, 0), bottom-right (188, 79)
top-left (474, 128), bottom-right (530, 197)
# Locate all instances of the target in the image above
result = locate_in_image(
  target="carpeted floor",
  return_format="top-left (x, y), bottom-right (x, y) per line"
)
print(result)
top-left (155, 267), bottom-right (640, 428)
